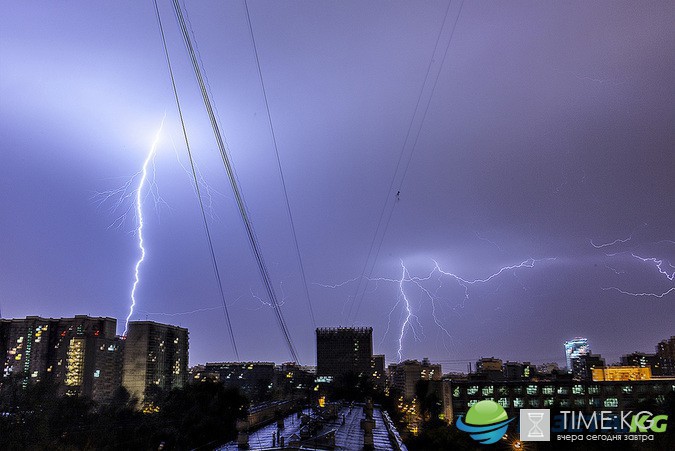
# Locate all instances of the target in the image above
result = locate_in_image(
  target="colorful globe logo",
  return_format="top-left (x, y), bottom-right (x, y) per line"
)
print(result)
top-left (456, 400), bottom-right (514, 444)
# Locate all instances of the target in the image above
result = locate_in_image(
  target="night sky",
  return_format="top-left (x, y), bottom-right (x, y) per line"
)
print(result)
top-left (1, 1), bottom-right (673, 370)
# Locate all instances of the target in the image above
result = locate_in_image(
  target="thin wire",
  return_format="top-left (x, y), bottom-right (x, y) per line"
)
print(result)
top-left (153, 0), bottom-right (239, 359)
top-left (243, 0), bottom-right (317, 328)
top-left (170, 0), bottom-right (299, 363)
top-left (349, 0), bottom-right (465, 323)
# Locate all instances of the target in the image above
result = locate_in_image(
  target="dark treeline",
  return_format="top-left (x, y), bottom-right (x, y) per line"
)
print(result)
top-left (0, 378), bottom-right (247, 451)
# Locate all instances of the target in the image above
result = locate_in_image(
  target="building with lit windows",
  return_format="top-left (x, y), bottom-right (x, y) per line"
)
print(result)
top-left (564, 337), bottom-right (590, 372)
top-left (388, 358), bottom-right (441, 401)
top-left (621, 352), bottom-right (663, 375)
top-left (592, 366), bottom-right (652, 381)
top-left (122, 321), bottom-right (188, 401)
top-left (656, 336), bottom-right (675, 375)
top-left (0, 315), bottom-right (123, 401)
top-left (316, 327), bottom-right (373, 385)
top-left (448, 378), bottom-right (675, 421)
top-left (572, 353), bottom-right (605, 380)
top-left (195, 361), bottom-right (275, 400)
top-left (371, 354), bottom-right (386, 389)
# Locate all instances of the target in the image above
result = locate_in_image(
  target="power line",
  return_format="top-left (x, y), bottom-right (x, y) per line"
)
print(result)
top-left (243, 0), bottom-right (317, 329)
top-left (152, 0), bottom-right (239, 359)
top-left (349, 0), bottom-right (465, 324)
top-left (169, 0), bottom-right (299, 363)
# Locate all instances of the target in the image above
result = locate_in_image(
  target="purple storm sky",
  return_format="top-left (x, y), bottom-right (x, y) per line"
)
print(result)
top-left (1, 1), bottom-right (673, 370)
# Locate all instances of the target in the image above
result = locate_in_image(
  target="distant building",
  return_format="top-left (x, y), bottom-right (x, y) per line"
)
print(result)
top-left (564, 337), bottom-right (590, 372)
top-left (316, 327), bottom-right (373, 384)
top-left (571, 353), bottom-right (605, 380)
top-left (195, 361), bottom-right (275, 400)
top-left (621, 352), bottom-right (663, 376)
top-left (388, 358), bottom-right (442, 401)
top-left (122, 321), bottom-right (188, 401)
top-left (592, 366), bottom-right (652, 381)
top-left (537, 362), bottom-right (561, 375)
top-left (371, 354), bottom-right (386, 389)
top-left (474, 357), bottom-right (503, 380)
top-left (0, 315), bottom-right (123, 401)
top-left (656, 336), bottom-right (675, 375)
top-left (274, 362), bottom-right (315, 397)
top-left (503, 361), bottom-right (535, 380)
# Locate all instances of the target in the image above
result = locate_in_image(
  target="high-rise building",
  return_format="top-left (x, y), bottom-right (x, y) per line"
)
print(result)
top-left (316, 327), bottom-right (373, 384)
top-left (656, 336), bottom-right (675, 375)
top-left (122, 321), bottom-right (188, 401)
top-left (388, 358), bottom-right (442, 401)
top-left (0, 315), bottom-right (123, 401)
top-left (564, 337), bottom-right (590, 372)
top-left (571, 353), bottom-right (605, 380)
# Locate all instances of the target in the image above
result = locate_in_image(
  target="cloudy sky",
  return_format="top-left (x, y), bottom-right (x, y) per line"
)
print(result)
top-left (1, 1), bottom-right (673, 370)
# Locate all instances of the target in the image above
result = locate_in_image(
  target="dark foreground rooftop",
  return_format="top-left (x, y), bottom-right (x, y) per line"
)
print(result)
top-left (219, 405), bottom-right (406, 451)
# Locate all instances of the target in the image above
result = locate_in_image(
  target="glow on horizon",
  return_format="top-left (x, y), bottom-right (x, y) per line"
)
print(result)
top-left (123, 116), bottom-right (166, 337)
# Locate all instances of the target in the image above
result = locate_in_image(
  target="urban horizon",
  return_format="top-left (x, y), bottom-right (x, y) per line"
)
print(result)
top-left (1, 313), bottom-right (671, 372)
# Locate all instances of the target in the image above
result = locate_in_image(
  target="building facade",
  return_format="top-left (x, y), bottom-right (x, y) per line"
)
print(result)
top-left (388, 358), bottom-right (442, 401)
top-left (316, 327), bottom-right (373, 384)
top-left (571, 353), bottom-right (605, 380)
top-left (0, 316), bottom-right (123, 401)
top-left (656, 336), bottom-right (675, 375)
top-left (122, 321), bottom-right (188, 401)
top-left (564, 337), bottom-right (590, 372)
top-left (449, 378), bottom-right (675, 421)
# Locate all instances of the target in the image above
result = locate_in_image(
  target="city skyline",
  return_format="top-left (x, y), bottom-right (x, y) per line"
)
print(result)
top-left (1, 1), bottom-right (673, 369)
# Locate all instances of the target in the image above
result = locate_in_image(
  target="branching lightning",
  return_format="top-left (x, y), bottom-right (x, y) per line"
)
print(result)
top-left (123, 117), bottom-right (166, 336)
top-left (591, 230), bottom-right (675, 299)
top-left (631, 253), bottom-right (675, 281)
top-left (317, 256), bottom-right (556, 360)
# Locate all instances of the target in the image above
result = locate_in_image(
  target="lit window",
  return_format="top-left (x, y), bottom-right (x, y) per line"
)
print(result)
top-left (572, 385), bottom-right (584, 395)
top-left (529, 398), bottom-right (540, 407)
top-left (544, 398), bottom-right (554, 407)
top-left (557, 387), bottom-right (569, 395)
top-left (513, 398), bottom-right (523, 408)
top-left (604, 398), bottom-right (618, 408)
top-left (622, 385), bottom-right (633, 394)
top-left (482, 386), bottom-right (494, 396)
top-left (467, 385), bottom-right (478, 395)
top-left (526, 385), bottom-right (538, 395)
top-left (498, 398), bottom-right (509, 408)
top-left (94, 370), bottom-right (100, 378)
top-left (588, 385), bottom-right (599, 395)
top-left (542, 386), bottom-right (554, 395)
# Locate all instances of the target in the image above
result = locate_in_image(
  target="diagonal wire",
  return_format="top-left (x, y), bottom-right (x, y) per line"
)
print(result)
top-left (349, 0), bottom-right (465, 324)
top-left (153, 0), bottom-right (239, 359)
top-left (243, 0), bottom-right (317, 328)
top-left (170, 0), bottom-right (299, 362)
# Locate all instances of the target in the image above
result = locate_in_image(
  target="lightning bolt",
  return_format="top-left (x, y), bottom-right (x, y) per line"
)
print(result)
top-left (602, 287), bottom-right (675, 298)
top-left (123, 117), bottom-right (166, 336)
top-left (631, 253), bottom-right (675, 281)
top-left (317, 256), bottom-right (556, 360)
top-left (589, 236), bottom-right (633, 248)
